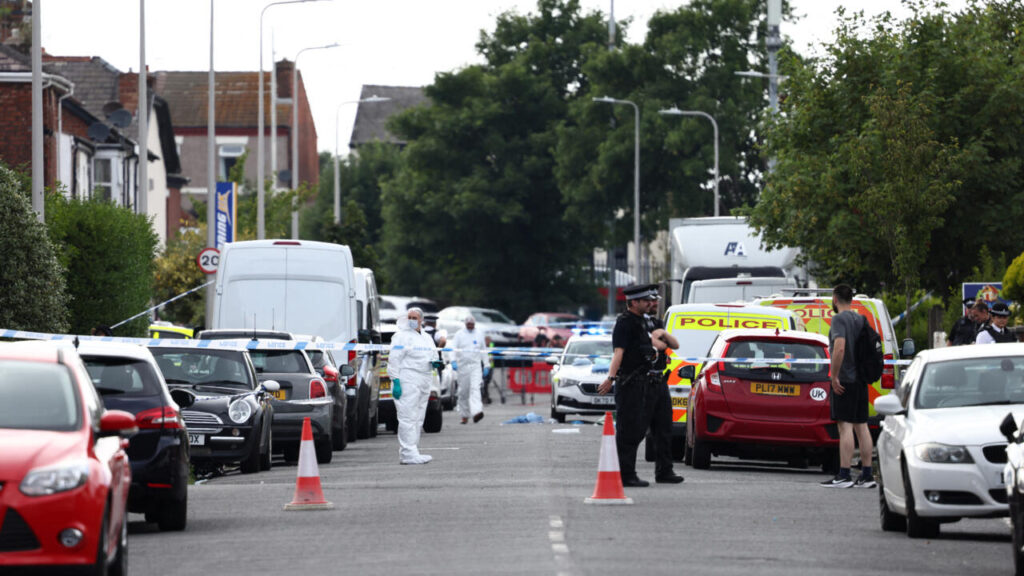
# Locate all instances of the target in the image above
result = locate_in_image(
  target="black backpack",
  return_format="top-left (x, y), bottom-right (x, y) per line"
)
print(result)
top-left (853, 315), bottom-right (884, 384)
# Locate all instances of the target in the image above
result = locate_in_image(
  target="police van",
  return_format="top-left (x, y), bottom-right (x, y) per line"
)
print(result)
top-left (659, 303), bottom-right (803, 460)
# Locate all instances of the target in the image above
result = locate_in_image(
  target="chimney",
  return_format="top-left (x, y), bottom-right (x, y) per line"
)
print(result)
top-left (276, 59), bottom-right (294, 100)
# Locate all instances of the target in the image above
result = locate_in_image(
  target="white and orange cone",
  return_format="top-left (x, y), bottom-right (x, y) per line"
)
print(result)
top-left (584, 411), bottom-right (633, 505)
top-left (284, 417), bottom-right (334, 511)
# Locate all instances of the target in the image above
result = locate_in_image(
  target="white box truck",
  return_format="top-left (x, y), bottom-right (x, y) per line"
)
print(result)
top-left (668, 216), bottom-right (809, 305)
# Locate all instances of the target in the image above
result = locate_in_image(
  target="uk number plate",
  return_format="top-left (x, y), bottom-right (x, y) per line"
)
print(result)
top-left (592, 396), bottom-right (615, 405)
top-left (188, 434), bottom-right (205, 446)
top-left (671, 396), bottom-right (689, 408)
top-left (271, 389), bottom-right (287, 401)
top-left (751, 382), bottom-right (799, 396)
top-left (380, 381), bottom-right (391, 391)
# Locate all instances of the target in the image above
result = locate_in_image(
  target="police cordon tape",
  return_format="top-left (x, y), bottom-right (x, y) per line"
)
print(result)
top-left (0, 328), bottom-right (913, 366)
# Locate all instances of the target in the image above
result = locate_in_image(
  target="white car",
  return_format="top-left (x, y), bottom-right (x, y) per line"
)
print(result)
top-left (548, 335), bottom-right (615, 423)
top-left (875, 343), bottom-right (1024, 538)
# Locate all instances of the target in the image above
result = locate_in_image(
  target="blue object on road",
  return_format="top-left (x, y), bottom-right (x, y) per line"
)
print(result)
top-left (392, 378), bottom-right (402, 400)
top-left (503, 412), bottom-right (545, 424)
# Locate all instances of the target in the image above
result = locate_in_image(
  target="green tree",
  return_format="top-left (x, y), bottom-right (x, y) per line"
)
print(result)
top-left (152, 223), bottom-right (208, 327)
top-left (749, 1), bottom-right (1024, 302)
top-left (0, 165), bottom-right (69, 333)
top-left (46, 195), bottom-right (158, 336)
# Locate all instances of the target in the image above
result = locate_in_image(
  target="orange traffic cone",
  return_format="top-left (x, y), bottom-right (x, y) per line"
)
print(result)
top-left (584, 411), bottom-right (633, 505)
top-left (284, 417), bottom-right (334, 511)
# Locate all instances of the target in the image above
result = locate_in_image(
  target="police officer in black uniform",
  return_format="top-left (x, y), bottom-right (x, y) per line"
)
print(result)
top-left (598, 284), bottom-right (684, 487)
top-left (947, 298), bottom-right (980, 346)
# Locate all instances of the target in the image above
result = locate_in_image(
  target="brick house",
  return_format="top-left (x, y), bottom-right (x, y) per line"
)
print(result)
top-left (154, 59), bottom-right (319, 209)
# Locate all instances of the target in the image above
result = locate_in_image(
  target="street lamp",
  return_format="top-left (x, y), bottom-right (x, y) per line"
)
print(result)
top-left (334, 95), bottom-right (390, 225)
top-left (659, 107), bottom-right (720, 217)
top-left (593, 96), bottom-right (642, 283)
top-left (290, 42), bottom-right (340, 239)
top-left (257, 0), bottom-right (328, 240)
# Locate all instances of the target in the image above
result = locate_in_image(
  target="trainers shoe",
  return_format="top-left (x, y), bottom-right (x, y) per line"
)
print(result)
top-left (854, 476), bottom-right (877, 489)
top-left (820, 475), bottom-right (854, 488)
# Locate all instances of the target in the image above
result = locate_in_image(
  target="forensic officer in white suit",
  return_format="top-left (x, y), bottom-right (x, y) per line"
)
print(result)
top-left (387, 308), bottom-right (436, 464)
top-left (452, 315), bottom-right (488, 424)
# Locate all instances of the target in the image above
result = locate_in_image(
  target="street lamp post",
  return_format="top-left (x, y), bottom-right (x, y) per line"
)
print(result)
top-left (593, 96), bottom-right (642, 283)
top-left (659, 107), bottom-right (719, 217)
top-left (290, 42), bottom-right (340, 239)
top-left (334, 96), bottom-right (390, 225)
top-left (257, 0), bottom-right (327, 240)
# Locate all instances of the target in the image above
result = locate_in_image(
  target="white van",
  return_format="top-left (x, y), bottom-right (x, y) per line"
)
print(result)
top-left (211, 240), bottom-right (357, 347)
top-left (687, 276), bottom-right (798, 304)
top-left (352, 268), bottom-right (381, 439)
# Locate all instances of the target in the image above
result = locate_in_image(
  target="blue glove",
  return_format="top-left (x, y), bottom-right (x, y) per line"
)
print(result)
top-left (452, 361), bottom-right (458, 371)
top-left (392, 378), bottom-right (402, 400)
top-left (484, 366), bottom-right (491, 379)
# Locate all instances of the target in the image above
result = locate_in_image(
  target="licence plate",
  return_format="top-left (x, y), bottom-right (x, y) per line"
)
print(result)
top-left (271, 389), bottom-right (287, 401)
top-left (672, 396), bottom-right (689, 408)
top-left (380, 381), bottom-right (391, 391)
top-left (592, 396), bottom-right (615, 405)
top-left (751, 382), bottom-right (799, 396)
top-left (188, 434), bottom-right (205, 446)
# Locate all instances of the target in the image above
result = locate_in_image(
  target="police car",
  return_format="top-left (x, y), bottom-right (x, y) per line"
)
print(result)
top-left (548, 334), bottom-right (614, 423)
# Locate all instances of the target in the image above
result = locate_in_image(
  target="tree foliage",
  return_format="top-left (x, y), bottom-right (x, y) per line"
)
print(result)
top-left (749, 0), bottom-right (1024, 303)
top-left (46, 194), bottom-right (158, 336)
top-left (0, 165), bottom-right (69, 333)
top-left (152, 224), bottom-right (208, 328)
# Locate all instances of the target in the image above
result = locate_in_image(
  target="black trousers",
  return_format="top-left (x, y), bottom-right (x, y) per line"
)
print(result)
top-left (615, 373), bottom-right (674, 480)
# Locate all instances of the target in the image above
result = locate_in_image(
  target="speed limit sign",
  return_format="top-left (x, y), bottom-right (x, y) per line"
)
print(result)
top-left (197, 247), bottom-right (220, 275)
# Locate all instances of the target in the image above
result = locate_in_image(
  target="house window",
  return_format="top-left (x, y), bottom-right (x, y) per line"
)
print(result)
top-left (218, 145), bottom-right (246, 181)
top-left (93, 157), bottom-right (113, 202)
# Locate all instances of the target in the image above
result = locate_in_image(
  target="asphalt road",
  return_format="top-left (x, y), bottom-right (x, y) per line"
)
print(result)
top-left (127, 394), bottom-right (1013, 575)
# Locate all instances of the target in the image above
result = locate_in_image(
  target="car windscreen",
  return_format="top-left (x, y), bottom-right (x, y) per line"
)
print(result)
top-left (0, 360), bottom-right (81, 431)
top-left (249, 350), bottom-right (309, 374)
top-left (720, 339), bottom-right (829, 382)
top-left (915, 357), bottom-right (1024, 409)
top-left (564, 340), bottom-right (612, 365)
top-left (475, 309), bottom-right (514, 324)
top-left (150, 348), bottom-right (252, 388)
top-left (83, 357), bottom-right (163, 397)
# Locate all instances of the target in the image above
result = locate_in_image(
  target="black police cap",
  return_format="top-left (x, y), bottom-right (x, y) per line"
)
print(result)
top-left (623, 283), bottom-right (661, 301)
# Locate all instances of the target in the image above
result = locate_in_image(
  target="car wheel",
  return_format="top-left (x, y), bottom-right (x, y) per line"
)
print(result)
top-left (423, 404), bottom-right (443, 433)
top-left (692, 436), bottom-right (711, 470)
top-left (550, 403), bottom-right (565, 423)
top-left (93, 506), bottom-right (111, 576)
top-left (903, 459), bottom-right (939, 538)
top-left (370, 411), bottom-right (379, 438)
top-left (1012, 501), bottom-right (1024, 576)
top-left (385, 410), bottom-right (398, 433)
top-left (821, 448), bottom-right (839, 475)
top-left (108, 508), bottom-right (128, 576)
top-left (333, 407), bottom-right (349, 451)
top-left (157, 491), bottom-right (188, 532)
top-left (316, 437), bottom-right (334, 464)
top-left (346, 403), bottom-right (358, 443)
top-left (260, 426), bottom-right (273, 471)
top-left (878, 473), bottom-right (906, 532)
top-left (357, 387), bottom-right (372, 439)
top-left (683, 437), bottom-right (693, 466)
top-left (672, 436), bottom-right (685, 462)
top-left (239, 433), bottom-right (262, 474)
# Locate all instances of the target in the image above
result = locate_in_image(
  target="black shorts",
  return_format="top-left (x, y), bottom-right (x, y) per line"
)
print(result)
top-left (830, 381), bottom-right (869, 424)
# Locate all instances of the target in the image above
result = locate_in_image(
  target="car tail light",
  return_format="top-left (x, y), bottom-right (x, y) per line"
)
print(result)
top-left (136, 406), bottom-right (184, 429)
top-left (347, 338), bottom-right (357, 364)
top-left (309, 379), bottom-right (327, 399)
top-left (881, 354), bottom-right (895, 389)
top-left (707, 370), bottom-right (722, 393)
top-left (322, 364), bottom-right (339, 384)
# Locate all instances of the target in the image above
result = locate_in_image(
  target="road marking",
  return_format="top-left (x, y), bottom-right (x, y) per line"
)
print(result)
top-left (549, 516), bottom-right (564, 529)
top-left (549, 531), bottom-right (564, 542)
top-left (551, 543), bottom-right (569, 554)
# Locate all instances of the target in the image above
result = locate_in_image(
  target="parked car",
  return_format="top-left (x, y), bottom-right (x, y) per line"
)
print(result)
top-left (0, 341), bottom-right (135, 574)
top-left (196, 329), bottom-right (350, 455)
top-left (875, 343), bottom-right (1024, 539)
top-left (79, 341), bottom-right (189, 532)
top-left (548, 334), bottom-right (615, 423)
top-left (149, 346), bottom-right (277, 475)
top-left (686, 329), bottom-right (837, 470)
top-left (520, 312), bottom-right (583, 347)
top-left (353, 268), bottom-right (382, 438)
top-left (1000, 412), bottom-right (1024, 575)
top-left (437, 306), bottom-right (520, 348)
top-left (380, 295), bottom-right (440, 324)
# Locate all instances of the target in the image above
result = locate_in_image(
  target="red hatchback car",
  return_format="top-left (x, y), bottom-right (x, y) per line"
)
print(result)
top-left (0, 341), bottom-right (136, 574)
top-left (685, 329), bottom-right (838, 470)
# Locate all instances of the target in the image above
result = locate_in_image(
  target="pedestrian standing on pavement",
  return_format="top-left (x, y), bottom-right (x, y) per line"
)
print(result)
top-left (598, 284), bottom-right (684, 487)
top-left (976, 302), bottom-right (1015, 344)
top-left (453, 315), bottom-right (488, 424)
top-left (947, 298), bottom-right (980, 346)
top-left (821, 285), bottom-right (876, 489)
top-left (387, 307), bottom-right (436, 465)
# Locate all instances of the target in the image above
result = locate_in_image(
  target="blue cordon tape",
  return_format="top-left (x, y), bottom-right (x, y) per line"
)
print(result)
top-left (0, 328), bottom-right (913, 365)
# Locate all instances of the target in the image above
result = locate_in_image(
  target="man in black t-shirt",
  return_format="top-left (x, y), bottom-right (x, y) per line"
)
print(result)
top-left (598, 284), bottom-right (683, 487)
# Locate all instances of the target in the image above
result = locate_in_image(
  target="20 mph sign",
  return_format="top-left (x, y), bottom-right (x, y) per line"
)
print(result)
top-left (197, 248), bottom-right (220, 275)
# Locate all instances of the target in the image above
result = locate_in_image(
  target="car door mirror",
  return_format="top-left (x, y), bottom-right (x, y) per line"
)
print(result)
top-left (98, 409), bottom-right (138, 438)
top-left (339, 365), bottom-right (356, 377)
top-left (1001, 413), bottom-right (1019, 443)
top-left (261, 380), bottom-right (281, 393)
top-left (544, 355), bottom-right (559, 366)
top-left (901, 338), bottom-right (916, 358)
top-left (874, 394), bottom-right (905, 416)
top-left (677, 365), bottom-right (695, 381)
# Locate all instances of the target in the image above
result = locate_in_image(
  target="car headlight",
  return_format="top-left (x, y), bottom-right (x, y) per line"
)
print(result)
top-left (558, 378), bottom-right (580, 389)
top-left (915, 443), bottom-right (974, 464)
top-left (21, 460), bottom-right (89, 496)
top-left (228, 398), bottom-right (254, 423)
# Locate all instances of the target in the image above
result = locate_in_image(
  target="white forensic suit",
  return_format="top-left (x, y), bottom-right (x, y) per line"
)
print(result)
top-left (387, 319), bottom-right (437, 464)
top-left (452, 326), bottom-right (488, 421)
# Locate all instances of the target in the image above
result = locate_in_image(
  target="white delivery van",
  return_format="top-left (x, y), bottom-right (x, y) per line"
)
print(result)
top-left (687, 276), bottom-right (798, 304)
top-left (352, 267), bottom-right (381, 439)
top-left (210, 240), bottom-right (357, 347)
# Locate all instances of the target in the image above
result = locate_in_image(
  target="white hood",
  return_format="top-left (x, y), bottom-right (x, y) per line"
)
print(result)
top-left (909, 405), bottom-right (1024, 446)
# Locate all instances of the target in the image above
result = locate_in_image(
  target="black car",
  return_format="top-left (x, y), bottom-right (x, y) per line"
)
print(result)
top-left (79, 341), bottom-right (190, 531)
top-left (149, 346), bottom-right (277, 475)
